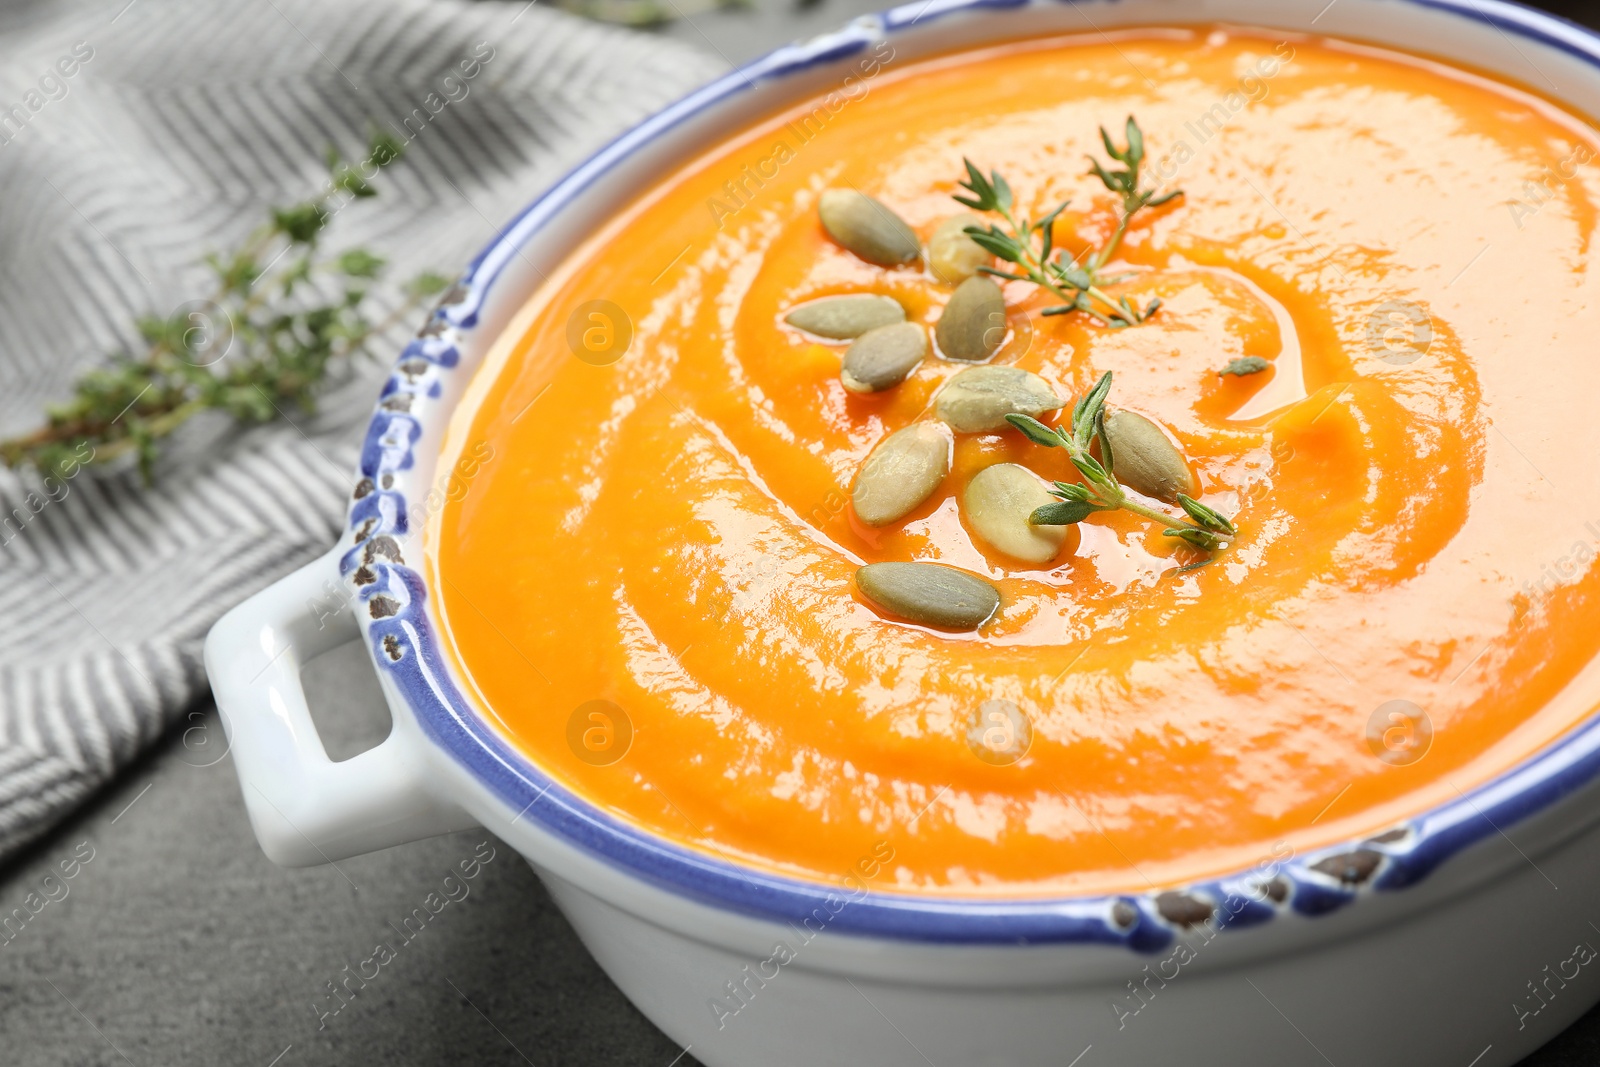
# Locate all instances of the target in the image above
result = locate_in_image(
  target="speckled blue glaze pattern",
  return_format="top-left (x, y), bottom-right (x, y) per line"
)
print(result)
top-left (339, 0), bottom-right (1600, 950)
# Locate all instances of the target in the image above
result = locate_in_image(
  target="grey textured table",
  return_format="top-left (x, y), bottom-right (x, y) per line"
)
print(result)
top-left (7, 1), bottom-right (1600, 1064)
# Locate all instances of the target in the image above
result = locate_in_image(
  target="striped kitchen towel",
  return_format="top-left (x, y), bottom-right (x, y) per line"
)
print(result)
top-left (0, 0), bottom-right (722, 863)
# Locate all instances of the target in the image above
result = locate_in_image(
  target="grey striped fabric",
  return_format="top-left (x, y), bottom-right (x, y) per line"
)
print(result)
top-left (0, 0), bottom-right (721, 863)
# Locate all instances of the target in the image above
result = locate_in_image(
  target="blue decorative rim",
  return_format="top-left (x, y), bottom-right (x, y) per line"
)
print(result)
top-left (342, 0), bottom-right (1600, 950)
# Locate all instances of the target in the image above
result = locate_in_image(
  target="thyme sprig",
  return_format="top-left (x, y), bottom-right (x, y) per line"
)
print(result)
top-left (1006, 371), bottom-right (1237, 553)
top-left (0, 129), bottom-right (447, 483)
top-left (956, 116), bottom-right (1181, 328)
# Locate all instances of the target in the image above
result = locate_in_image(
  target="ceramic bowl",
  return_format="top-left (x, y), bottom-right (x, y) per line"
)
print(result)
top-left (205, 2), bottom-right (1600, 1063)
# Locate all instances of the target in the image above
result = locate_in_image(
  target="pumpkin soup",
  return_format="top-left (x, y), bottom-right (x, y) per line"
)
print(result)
top-left (429, 29), bottom-right (1600, 896)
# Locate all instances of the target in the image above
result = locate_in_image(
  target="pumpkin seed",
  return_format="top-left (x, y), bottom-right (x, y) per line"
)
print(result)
top-left (963, 463), bottom-right (1068, 564)
top-left (935, 365), bottom-right (1063, 433)
top-left (842, 322), bottom-right (927, 393)
top-left (935, 276), bottom-right (1008, 361)
top-left (929, 213), bottom-right (990, 283)
top-left (1102, 409), bottom-right (1197, 504)
top-left (784, 294), bottom-right (906, 339)
top-left (855, 562), bottom-right (1000, 630)
top-left (852, 422), bottom-right (950, 526)
top-left (819, 189), bottom-right (920, 267)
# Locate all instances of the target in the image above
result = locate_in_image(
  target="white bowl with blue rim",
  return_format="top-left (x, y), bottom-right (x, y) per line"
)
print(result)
top-left (204, 1), bottom-right (1600, 1063)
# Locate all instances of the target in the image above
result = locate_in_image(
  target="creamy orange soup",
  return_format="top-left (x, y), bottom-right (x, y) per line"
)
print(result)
top-left (429, 29), bottom-right (1600, 896)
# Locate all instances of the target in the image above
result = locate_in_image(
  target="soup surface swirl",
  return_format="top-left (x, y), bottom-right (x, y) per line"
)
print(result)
top-left (431, 29), bottom-right (1600, 895)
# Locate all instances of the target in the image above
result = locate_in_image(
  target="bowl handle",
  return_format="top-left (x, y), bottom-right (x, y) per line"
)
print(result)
top-left (204, 548), bottom-right (476, 867)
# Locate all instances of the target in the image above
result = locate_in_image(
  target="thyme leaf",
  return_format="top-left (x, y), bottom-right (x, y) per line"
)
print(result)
top-left (1220, 356), bottom-right (1270, 377)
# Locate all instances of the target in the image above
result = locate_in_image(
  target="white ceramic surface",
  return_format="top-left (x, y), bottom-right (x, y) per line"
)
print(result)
top-left (205, 2), bottom-right (1600, 1063)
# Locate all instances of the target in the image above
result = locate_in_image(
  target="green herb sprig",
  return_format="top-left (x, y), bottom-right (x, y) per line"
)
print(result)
top-left (956, 116), bottom-right (1182, 328)
top-left (0, 129), bottom-right (447, 483)
top-left (1006, 371), bottom-right (1237, 552)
